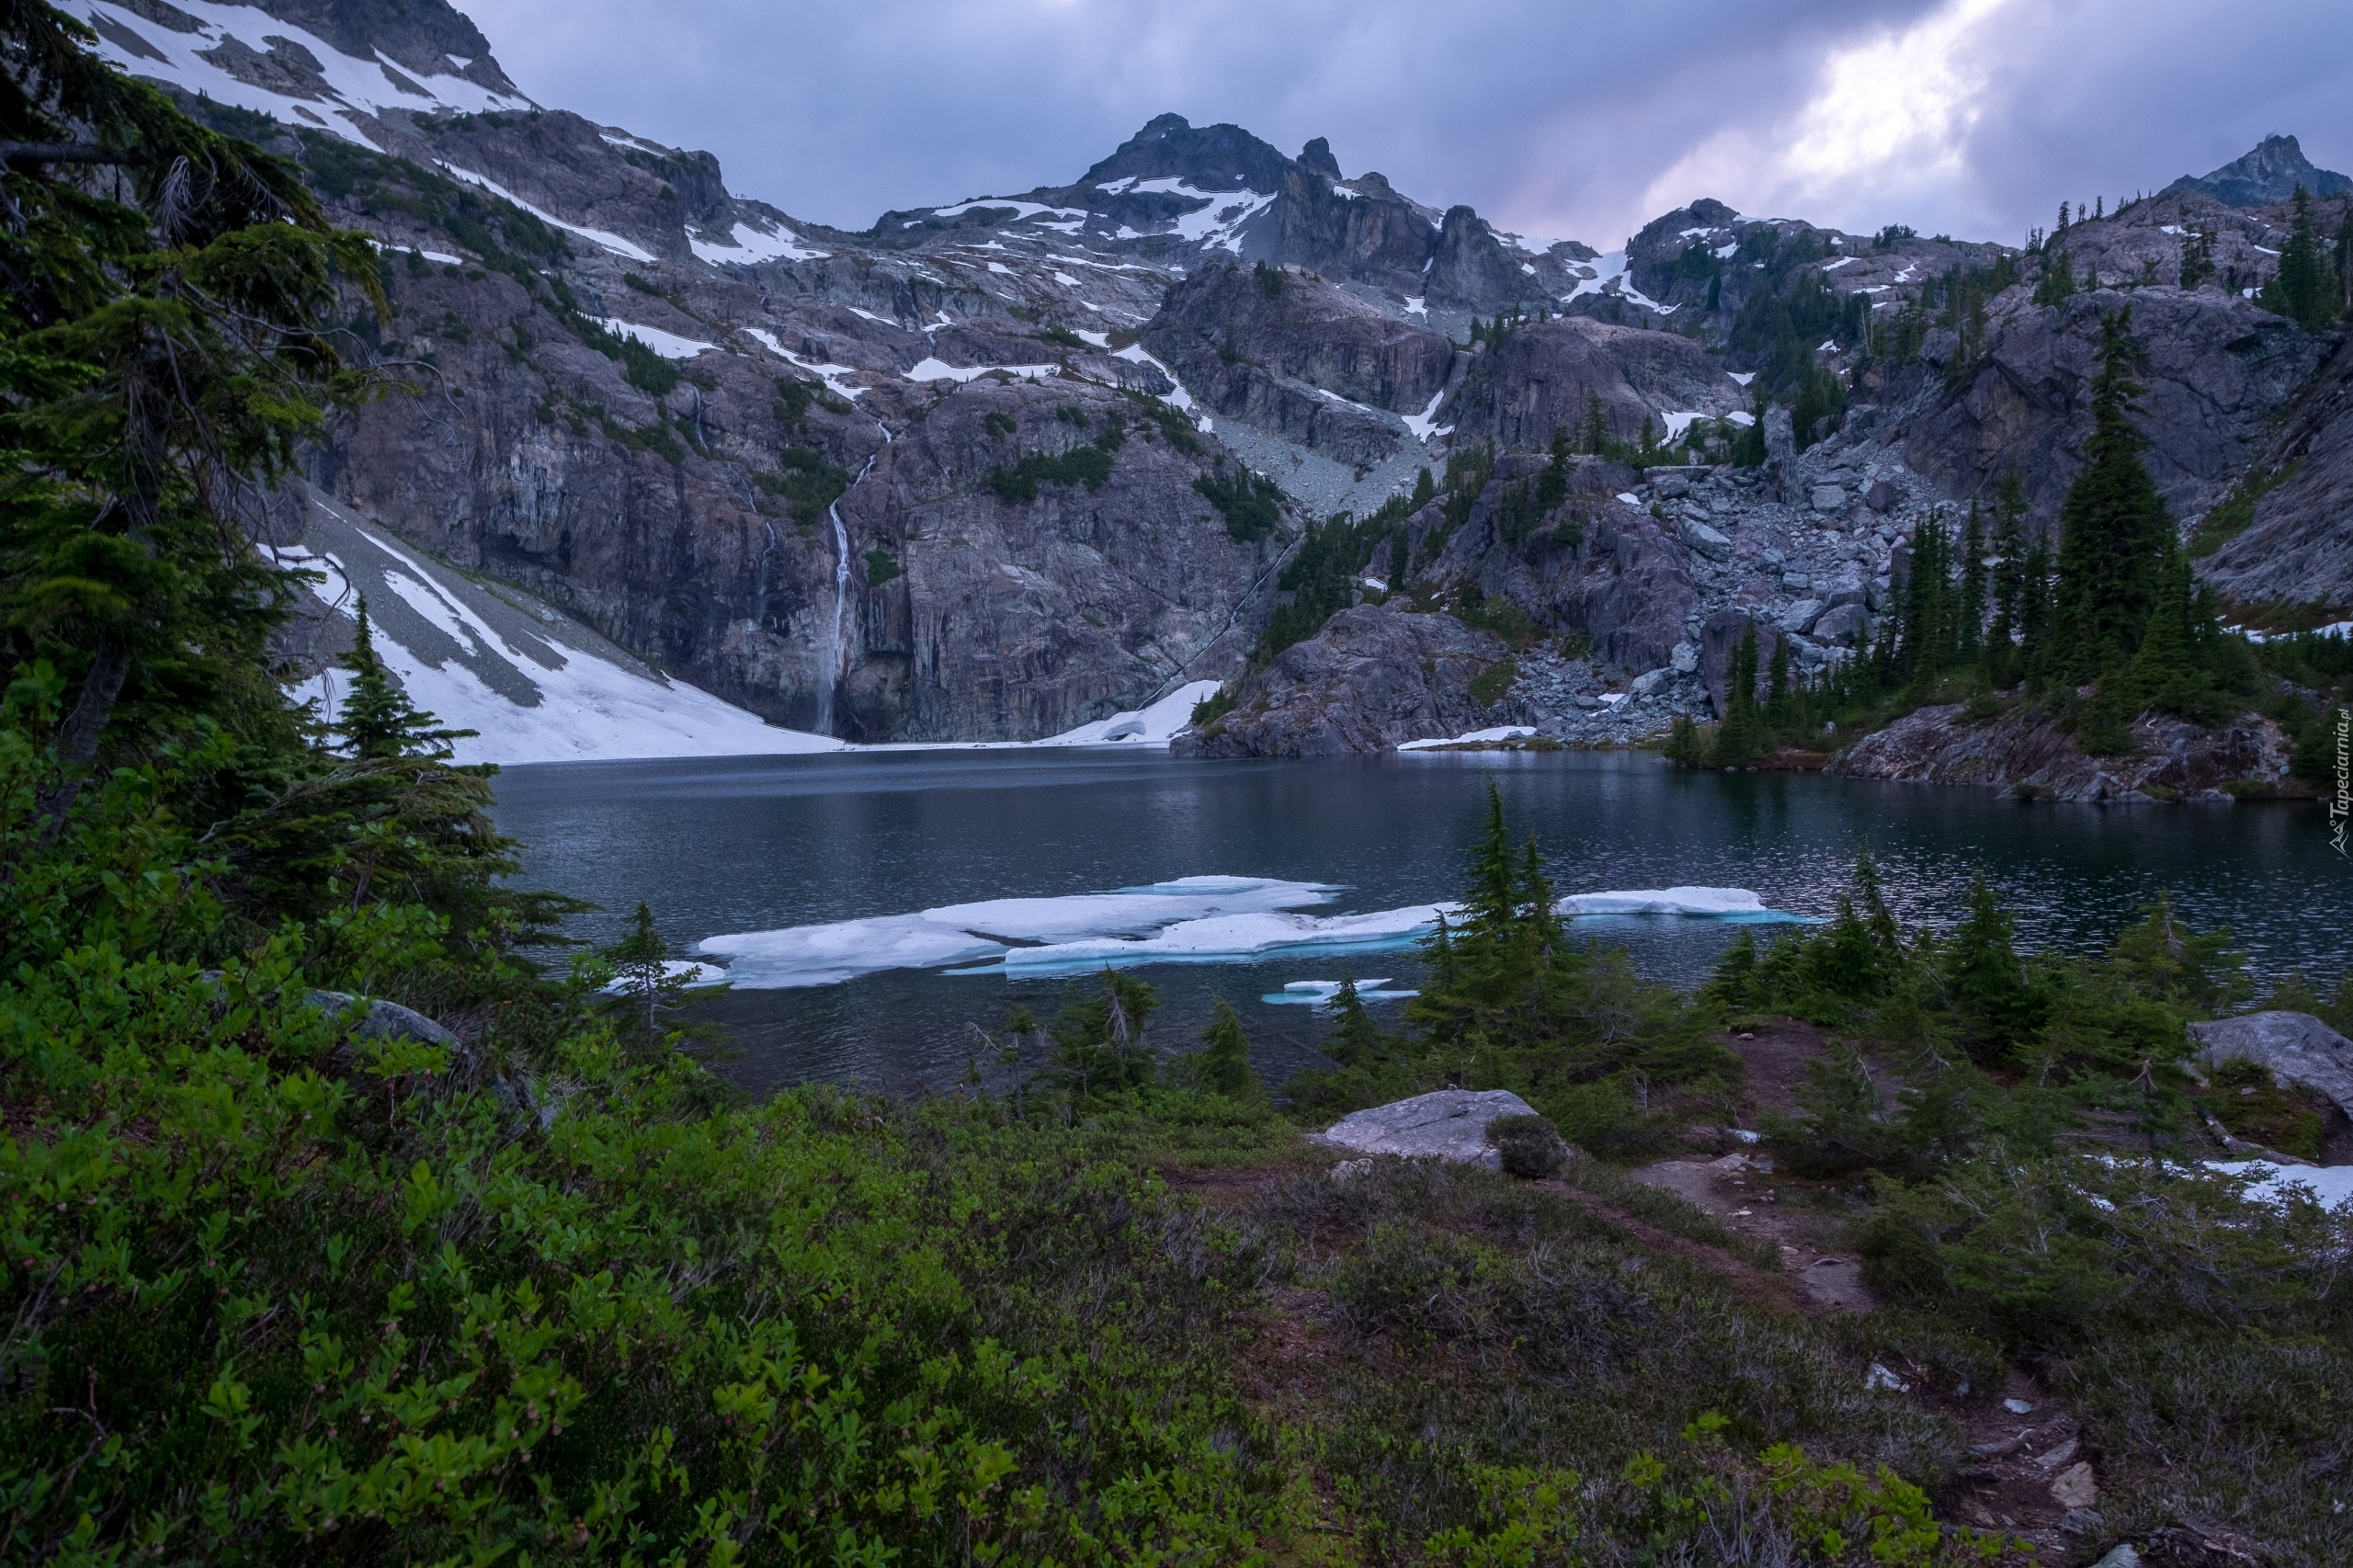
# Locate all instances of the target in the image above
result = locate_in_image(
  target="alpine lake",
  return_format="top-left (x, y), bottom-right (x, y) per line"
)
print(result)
top-left (490, 747), bottom-right (2348, 1098)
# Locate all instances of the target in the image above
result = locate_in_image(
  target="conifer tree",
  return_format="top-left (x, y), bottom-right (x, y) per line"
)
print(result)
top-left (2054, 310), bottom-right (2170, 680)
top-left (1939, 876), bottom-right (2037, 1055)
top-left (1767, 631), bottom-right (1792, 726)
top-left (1957, 503), bottom-right (1987, 663)
top-left (1985, 471), bottom-right (2029, 682)
top-left (335, 597), bottom-right (467, 759)
top-left (1715, 622), bottom-right (1767, 764)
top-left (2017, 536), bottom-right (2056, 688)
top-left (1323, 978), bottom-right (1387, 1068)
top-left (2119, 549), bottom-right (2225, 722)
top-left (2259, 186), bottom-right (2339, 329)
top-left (1194, 998), bottom-right (1259, 1097)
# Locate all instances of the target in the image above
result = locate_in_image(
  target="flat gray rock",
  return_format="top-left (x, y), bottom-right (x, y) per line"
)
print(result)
top-left (2189, 1011), bottom-right (2353, 1115)
top-left (1313, 1088), bottom-right (1538, 1169)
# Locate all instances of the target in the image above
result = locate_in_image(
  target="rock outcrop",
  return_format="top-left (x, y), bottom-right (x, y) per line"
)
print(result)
top-left (1899, 288), bottom-right (2327, 530)
top-left (2200, 331), bottom-right (2353, 615)
top-left (1172, 604), bottom-right (1518, 756)
top-left (1449, 316), bottom-right (1742, 451)
top-left (2188, 1012), bottom-right (2353, 1116)
top-left (1142, 264), bottom-right (1456, 467)
top-left (1831, 703), bottom-right (2299, 801)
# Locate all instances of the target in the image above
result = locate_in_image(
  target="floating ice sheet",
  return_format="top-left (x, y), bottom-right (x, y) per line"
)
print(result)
top-left (699, 878), bottom-right (1342, 988)
top-left (697, 881), bottom-right (1811, 987)
top-left (1262, 980), bottom-right (1421, 1006)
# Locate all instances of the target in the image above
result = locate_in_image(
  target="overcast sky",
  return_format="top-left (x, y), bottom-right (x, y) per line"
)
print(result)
top-left (453, 0), bottom-right (2353, 246)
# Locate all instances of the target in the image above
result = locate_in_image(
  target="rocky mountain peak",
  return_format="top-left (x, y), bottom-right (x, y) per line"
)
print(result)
top-left (1298, 136), bottom-right (1342, 180)
top-left (2165, 133), bottom-right (2351, 208)
top-left (1081, 113), bottom-right (1297, 194)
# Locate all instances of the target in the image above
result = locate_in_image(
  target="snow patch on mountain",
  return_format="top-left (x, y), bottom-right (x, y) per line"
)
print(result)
top-left (433, 163), bottom-right (655, 261)
top-left (59, 0), bottom-right (529, 149)
top-left (282, 507), bottom-right (835, 767)
top-left (597, 319), bottom-right (717, 359)
top-left (690, 221), bottom-right (827, 266)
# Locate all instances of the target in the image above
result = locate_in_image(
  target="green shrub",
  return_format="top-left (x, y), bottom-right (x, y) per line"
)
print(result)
top-left (1487, 1113), bottom-right (1568, 1178)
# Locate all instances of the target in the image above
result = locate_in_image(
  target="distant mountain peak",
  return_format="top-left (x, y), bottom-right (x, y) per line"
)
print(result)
top-left (1081, 114), bottom-right (1295, 195)
top-left (2165, 133), bottom-right (2351, 208)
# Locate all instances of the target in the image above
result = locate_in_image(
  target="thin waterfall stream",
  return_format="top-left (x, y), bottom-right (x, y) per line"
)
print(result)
top-left (815, 437), bottom-right (884, 735)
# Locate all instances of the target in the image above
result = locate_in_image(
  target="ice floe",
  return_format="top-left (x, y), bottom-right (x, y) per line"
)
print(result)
top-left (699, 878), bottom-right (1344, 988)
top-left (1262, 980), bottom-right (1420, 1006)
top-left (696, 879), bottom-right (1809, 987)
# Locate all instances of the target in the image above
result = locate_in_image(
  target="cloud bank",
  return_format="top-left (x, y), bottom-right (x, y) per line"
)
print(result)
top-left (454, 0), bottom-right (2353, 246)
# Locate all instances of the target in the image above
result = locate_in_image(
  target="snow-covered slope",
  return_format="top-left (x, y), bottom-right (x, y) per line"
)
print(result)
top-left (281, 504), bottom-right (840, 767)
top-left (59, 0), bottom-right (531, 149)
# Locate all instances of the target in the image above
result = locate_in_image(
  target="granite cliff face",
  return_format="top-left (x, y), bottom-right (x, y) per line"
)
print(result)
top-left (68, 0), bottom-right (2353, 761)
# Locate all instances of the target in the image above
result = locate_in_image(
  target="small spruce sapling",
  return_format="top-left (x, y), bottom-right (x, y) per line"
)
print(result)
top-left (1194, 998), bottom-right (1260, 1098)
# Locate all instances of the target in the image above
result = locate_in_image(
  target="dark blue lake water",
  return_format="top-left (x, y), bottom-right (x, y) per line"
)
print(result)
top-left (490, 749), bottom-right (2346, 1097)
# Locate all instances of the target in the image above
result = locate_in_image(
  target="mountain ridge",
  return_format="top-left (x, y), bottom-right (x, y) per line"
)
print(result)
top-left (57, 0), bottom-right (2353, 766)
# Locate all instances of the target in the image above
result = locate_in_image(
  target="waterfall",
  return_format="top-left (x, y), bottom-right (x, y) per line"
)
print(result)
top-left (814, 444), bottom-right (882, 736)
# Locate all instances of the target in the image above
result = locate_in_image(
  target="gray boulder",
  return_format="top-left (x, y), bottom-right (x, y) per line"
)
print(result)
top-left (1810, 483), bottom-right (1847, 513)
top-left (2188, 1011), bottom-right (2353, 1116)
top-left (1313, 1089), bottom-right (1540, 1169)
top-left (1812, 602), bottom-right (1869, 644)
top-left (1779, 597), bottom-right (1824, 632)
top-left (1677, 516), bottom-right (1733, 561)
top-left (309, 991), bottom-right (462, 1049)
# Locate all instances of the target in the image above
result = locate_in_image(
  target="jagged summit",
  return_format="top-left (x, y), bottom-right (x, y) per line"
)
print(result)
top-left (2164, 133), bottom-right (2351, 208)
top-left (1079, 114), bottom-right (1297, 195)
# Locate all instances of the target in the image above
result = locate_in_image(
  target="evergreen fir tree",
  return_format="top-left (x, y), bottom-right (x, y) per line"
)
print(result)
top-left (335, 597), bottom-right (469, 760)
top-left (1985, 471), bottom-right (2029, 683)
top-left (2119, 549), bottom-right (2226, 722)
top-left (2017, 536), bottom-right (2056, 687)
top-left (1957, 502), bottom-right (1987, 664)
top-left (1580, 392), bottom-right (1609, 456)
top-left (1194, 998), bottom-right (1259, 1097)
top-left (2034, 251), bottom-right (2076, 307)
top-left (1767, 632), bottom-right (1792, 727)
top-left (600, 902), bottom-right (698, 1045)
top-left (1323, 978), bottom-right (1387, 1068)
top-left (1939, 876), bottom-right (2037, 1056)
top-left (2258, 186), bottom-right (2339, 329)
top-left (2054, 310), bottom-right (2170, 680)
top-left (1715, 622), bottom-right (1767, 764)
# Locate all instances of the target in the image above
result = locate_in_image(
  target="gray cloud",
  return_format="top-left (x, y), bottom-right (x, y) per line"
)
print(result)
top-left (454, 0), bottom-right (2353, 245)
